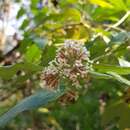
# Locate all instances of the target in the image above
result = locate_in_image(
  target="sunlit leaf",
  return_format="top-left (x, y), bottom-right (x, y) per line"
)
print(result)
top-left (89, 0), bottom-right (113, 8)
top-left (93, 64), bottom-right (130, 75)
top-left (108, 0), bottom-right (127, 11)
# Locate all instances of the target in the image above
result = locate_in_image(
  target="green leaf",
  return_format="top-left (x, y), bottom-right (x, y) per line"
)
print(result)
top-left (102, 99), bottom-right (130, 130)
top-left (93, 64), bottom-right (130, 75)
top-left (59, 0), bottom-right (78, 7)
top-left (89, 39), bottom-right (106, 59)
top-left (63, 8), bottom-right (81, 22)
top-left (89, 0), bottom-right (113, 9)
top-left (108, 0), bottom-right (127, 11)
top-left (89, 71), bottom-right (130, 86)
top-left (126, 0), bottom-right (130, 8)
top-left (42, 8), bottom-right (81, 26)
top-left (0, 88), bottom-right (65, 127)
top-left (17, 8), bottom-right (25, 18)
top-left (111, 32), bottom-right (130, 43)
top-left (25, 44), bottom-right (42, 64)
top-left (20, 19), bottom-right (30, 30)
top-left (0, 63), bottom-right (42, 80)
top-left (42, 45), bottom-right (57, 66)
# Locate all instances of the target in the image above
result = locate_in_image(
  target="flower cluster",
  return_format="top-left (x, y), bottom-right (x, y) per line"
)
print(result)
top-left (40, 40), bottom-right (91, 90)
top-left (58, 90), bottom-right (79, 106)
top-left (40, 63), bottom-right (60, 89)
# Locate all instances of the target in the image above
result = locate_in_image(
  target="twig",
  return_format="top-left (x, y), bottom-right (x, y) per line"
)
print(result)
top-left (110, 11), bottom-right (130, 28)
top-left (91, 11), bottom-right (130, 42)
top-left (105, 11), bottom-right (130, 32)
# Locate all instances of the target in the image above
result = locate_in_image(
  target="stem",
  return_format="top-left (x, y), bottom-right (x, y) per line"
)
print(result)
top-left (90, 11), bottom-right (130, 42)
top-left (112, 11), bottom-right (130, 28)
top-left (108, 72), bottom-right (130, 88)
top-left (89, 71), bottom-right (112, 79)
top-left (90, 71), bottom-right (130, 88)
top-left (106, 11), bottom-right (130, 31)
